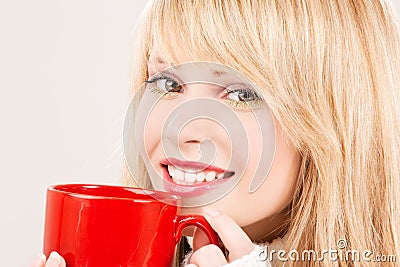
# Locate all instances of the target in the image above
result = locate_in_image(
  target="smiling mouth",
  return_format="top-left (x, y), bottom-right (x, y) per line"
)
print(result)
top-left (160, 158), bottom-right (235, 186)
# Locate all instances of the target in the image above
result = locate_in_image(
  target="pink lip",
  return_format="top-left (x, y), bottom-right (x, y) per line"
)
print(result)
top-left (160, 158), bottom-right (234, 197)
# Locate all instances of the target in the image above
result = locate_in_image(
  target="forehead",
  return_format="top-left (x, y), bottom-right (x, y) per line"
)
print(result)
top-left (147, 44), bottom-right (172, 70)
top-left (146, 42), bottom-right (257, 87)
top-left (148, 42), bottom-right (218, 70)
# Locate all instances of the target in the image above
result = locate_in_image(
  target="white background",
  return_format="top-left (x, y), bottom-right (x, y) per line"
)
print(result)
top-left (0, 1), bottom-right (399, 266)
top-left (0, 0), bottom-right (148, 265)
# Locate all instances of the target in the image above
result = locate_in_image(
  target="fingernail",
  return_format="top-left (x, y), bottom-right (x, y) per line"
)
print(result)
top-left (204, 207), bottom-right (221, 217)
top-left (48, 251), bottom-right (62, 264)
top-left (32, 254), bottom-right (46, 267)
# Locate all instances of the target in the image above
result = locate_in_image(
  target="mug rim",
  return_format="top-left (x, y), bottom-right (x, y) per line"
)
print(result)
top-left (48, 183), bottom-right (181, 203)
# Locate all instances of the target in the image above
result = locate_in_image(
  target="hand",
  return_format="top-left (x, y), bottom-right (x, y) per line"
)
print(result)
top-left (31, 252), bottom-right (66, 267)
top-left (187, 208), bottom-right (254, 267)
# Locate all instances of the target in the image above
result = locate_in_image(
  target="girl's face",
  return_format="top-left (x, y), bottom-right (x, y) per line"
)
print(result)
top-left (137, 48), bottom-right (300, 228)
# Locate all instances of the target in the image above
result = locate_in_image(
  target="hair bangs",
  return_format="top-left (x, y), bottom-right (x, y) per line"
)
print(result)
top-left (147, 0), bottom-right (274, 81)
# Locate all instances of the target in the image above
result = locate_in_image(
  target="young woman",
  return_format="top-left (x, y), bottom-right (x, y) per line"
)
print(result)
top-left (34, 0), bottom-right (400, 266)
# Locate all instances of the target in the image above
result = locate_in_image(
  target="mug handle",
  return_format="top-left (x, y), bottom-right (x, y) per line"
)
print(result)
top-left (174, 215), bottom-right (221, 248)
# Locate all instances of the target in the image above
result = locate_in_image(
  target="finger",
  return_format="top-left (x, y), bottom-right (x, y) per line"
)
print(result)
top-left (60, 255), bottom-right (66, 267)
top-left (192, 228), bottom-right (212, 251)
top-left (31, 254), bottom-right (46, 267)
top-left (45, 252), bottom-right (65, 267)
top-left (189, 244), bottom-right (228, 267)
top-left (203, 208), bottom-right (254, 261)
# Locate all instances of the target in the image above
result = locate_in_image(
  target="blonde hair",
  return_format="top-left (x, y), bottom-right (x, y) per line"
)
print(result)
top-left (123, 0), bottom-right (400, 266)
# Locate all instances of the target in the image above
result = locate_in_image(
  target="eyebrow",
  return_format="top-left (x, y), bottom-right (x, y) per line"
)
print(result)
top-left (148, 57), bottom-right (230, 78)
top-left (149, 56), bottom-right (166, 64)
top-left (148, 55), bottom-right (175, 66)
top-left (148, 58), bottom-right (179, 74)
top-left (211, 69), bottom-right (227, 77)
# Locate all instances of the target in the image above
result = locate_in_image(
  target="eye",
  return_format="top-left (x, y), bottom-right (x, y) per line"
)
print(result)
top-left (157, 78), bottom-right (182, 92)
top-left (226, 88), bottom-right (260, 102)
top-left (223, 86), bottom-right (263, 110)
top-left (145, 75), bottom-right (182, 93)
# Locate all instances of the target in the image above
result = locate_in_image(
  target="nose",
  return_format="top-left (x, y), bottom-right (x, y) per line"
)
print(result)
top-left (161, 83), bottom-right (231, 162)
top-left (178, 118), bottom-right (227, 162)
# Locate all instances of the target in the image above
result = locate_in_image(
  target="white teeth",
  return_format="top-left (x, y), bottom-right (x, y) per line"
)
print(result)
top-left (168, 165), bottom-right (175, 177)
top-left (167, 165), bottom-right (227, 184)
top-left (185, 172), bottom-right (196, 183)
top-left (174, 169), bottom-right (184, 181)
top-left (196, 172), bottom-right (205, 182)
top-left (206, 171), bottom-right (216, 182)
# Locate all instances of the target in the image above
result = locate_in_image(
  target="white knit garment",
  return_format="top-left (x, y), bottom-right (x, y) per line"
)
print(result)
top-left (222, 236), bottom-right (286, 267)
top-left (221, 244), bottom-right (271, 267)
top-left (182, 236), bottom-right (287, 267)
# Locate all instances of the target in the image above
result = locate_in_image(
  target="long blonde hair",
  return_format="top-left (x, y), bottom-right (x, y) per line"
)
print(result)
top-left (123, 0), bottom-right (400, 266)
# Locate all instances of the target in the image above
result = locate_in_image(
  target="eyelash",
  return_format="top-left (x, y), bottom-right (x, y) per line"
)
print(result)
top-left (144, 74), bottom-right (182, 97)
top-left (144, 75), bottom-right (263, 110)
top-left (145, 74), bottom-right (177, 86)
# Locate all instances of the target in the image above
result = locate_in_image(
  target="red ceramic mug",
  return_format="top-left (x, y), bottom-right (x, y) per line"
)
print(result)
top-left (43, 184), bottom-right (219, 267)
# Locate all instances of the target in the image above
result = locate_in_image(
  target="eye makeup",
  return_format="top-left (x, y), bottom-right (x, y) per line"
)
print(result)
top-left (144, 67), bottom-right (264, 111)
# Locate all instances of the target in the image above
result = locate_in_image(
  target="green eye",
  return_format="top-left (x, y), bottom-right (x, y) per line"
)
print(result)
top-left (226, 88), bottom-right (260, 102)
top-left (224, 88), bottom-right (263, 110)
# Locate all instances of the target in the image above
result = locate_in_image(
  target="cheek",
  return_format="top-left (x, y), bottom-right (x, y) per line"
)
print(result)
top-left (246, 120), bottom-right (300, 218)
top-left (212, 117), bottom-right (299, 226)
top-left (245, 118), bottom-right (264, 176)
top-left (143, 105), bottom-right (168, 158)
top-left (236, 112), bottom-right (269, 188)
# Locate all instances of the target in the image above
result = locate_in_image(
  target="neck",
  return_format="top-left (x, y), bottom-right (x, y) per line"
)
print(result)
top-left (241, 207), bottom-right (290, 243)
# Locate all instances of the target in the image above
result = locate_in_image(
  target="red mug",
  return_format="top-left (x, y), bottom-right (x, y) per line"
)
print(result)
top-left (43, 184), bottom-right (219, 266)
